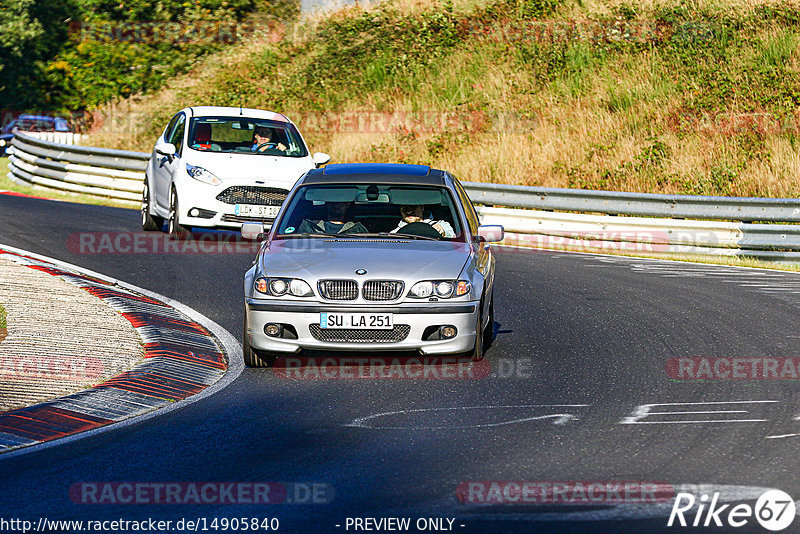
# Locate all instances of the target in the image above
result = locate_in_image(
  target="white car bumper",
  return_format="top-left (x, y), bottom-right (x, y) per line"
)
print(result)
top-left (176, 179), bottom-right (293, 230)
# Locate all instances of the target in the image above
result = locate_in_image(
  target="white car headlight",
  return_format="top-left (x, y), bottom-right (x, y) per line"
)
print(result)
top-left (255, 277), bottom-right (314, 297)
top-left (409, 280), bottom-right (470, 298)
top-left (185, 163), bottom-right (221, 186)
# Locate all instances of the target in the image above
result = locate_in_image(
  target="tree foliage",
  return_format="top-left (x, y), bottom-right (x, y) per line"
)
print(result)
top-left (0, 0), bottom-right (290, 115)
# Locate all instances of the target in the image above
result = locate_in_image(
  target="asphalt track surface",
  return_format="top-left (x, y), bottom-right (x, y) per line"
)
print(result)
top-left (2, 193), bottom-right (800, 534)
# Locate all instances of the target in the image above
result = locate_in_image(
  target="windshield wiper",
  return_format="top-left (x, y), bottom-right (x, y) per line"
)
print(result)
top-left (278, 232), bottom-right (333, 238)
top-left (344, 232), bottom-right (440, 241)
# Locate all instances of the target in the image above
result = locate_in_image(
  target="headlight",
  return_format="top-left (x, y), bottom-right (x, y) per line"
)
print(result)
top-left (410, 281), bottom-right (433, 298)
top-left (255, 277), bottom-right (314, 297)
top-left (185, 163), bottom-right (221, 185)
top-left (0, 139), bottom-right (6, 147)
top-left (435, 281), bottom-right (453, 297)
top-left (409, 280), bottom-right (470, 298)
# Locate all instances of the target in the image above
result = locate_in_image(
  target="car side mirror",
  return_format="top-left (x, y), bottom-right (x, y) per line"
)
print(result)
top-left (312, 152), bottom-right (331, 167)
top-left (477, 225), bottom-right (504, 243)
top-left (241, 222), bottom-right (266, 241)
top-left (155, 142), bottom-right (177, 161)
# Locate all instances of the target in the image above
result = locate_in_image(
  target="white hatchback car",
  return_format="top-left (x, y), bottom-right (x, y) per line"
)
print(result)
top-left (141, 106), bottom-right (330, 234)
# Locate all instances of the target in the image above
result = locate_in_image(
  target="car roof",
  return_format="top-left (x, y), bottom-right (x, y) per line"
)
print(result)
top-left (15, 115), bottom-right (60, 122)
top-left (302, 163), bottom-right (447, 185)
top-left (185, 106), bottom-right (290, 123)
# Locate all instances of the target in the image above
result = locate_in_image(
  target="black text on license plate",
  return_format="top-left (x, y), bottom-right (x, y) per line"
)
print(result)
top-left (320, 313), bottom-right (393, 329)
top-left (234, 204), bottom-right (280, 218)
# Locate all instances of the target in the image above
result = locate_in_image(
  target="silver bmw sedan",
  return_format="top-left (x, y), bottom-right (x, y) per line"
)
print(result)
top-left (241, 163), bottom-right (504, 367)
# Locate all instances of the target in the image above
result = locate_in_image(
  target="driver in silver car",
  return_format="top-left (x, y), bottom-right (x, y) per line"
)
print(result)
top-left (391, 204), bottom-right (455, 238)
top-left (298, 201), bottom-right (369, 234)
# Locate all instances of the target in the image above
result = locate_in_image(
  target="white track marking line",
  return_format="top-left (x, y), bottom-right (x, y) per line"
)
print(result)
top-left (344, 405), bottom-right (591, 430)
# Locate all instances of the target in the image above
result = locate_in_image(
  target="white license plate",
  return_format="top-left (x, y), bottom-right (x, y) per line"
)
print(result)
top-left (234, 204), bottom-right (280, 218)
top-left (320, 313), bottom-right (394, 329)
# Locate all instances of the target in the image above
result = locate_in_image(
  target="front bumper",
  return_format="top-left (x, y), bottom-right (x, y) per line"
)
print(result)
top-left (176, 180), bottom-right (292, 230)
top-left (245, 299), bottom-right (479, 354)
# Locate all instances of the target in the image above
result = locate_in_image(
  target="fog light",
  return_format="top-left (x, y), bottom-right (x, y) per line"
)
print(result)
top-left (264, 323), bottom-right (281, 337)
top-left (440, 325), bottom-right (457, 339)
top-left (189, 208), bottom-right (199, 217)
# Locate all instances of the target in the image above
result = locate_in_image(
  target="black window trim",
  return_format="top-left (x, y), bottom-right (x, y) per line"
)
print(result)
top-left (449, 174), bottom-right (479, 236)
top-left (168, 113), bottom-right (187, 158)
top-left (163, 113), bottom-right (181, 142)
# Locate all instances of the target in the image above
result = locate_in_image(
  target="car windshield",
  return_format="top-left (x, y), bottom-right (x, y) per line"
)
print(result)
top-left (187, 116), bottom-right (308, 157)
top-left (6, 117), bottom-right (56, 132)
top-left (274, 184), bottom-right (465, 241)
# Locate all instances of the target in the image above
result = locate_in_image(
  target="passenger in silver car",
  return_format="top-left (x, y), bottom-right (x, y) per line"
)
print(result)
top-left (391, 204), bottom-right (455, 238)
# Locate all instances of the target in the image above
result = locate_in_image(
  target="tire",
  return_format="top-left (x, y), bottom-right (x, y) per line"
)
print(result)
top-left (167, 188), bottom-right (190, 237)
top-left (242, 309), bottom-right (278, 368)
top-left (141, 180), bottom-right (164, 231)
top-left (483, 293), bottom-right (495, 342)
top-left (467, 299), bottom-right (485, 362)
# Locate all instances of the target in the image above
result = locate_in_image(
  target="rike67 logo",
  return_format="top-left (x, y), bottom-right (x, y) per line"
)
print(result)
top-left (668, 490), bottom-right (796, 531)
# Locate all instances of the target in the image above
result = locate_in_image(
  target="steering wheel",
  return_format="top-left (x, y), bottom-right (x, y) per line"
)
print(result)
top-left (257, 142), bottom-right (278, 151)
top-left (398, 222), bottom-right (442, 238)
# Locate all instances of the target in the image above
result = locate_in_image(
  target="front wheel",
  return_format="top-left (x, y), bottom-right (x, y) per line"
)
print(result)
top-left (464, 302), bottom-right (485, 362)
top-left (167, 188), bottom-right (190, 237)
top-left (141, 180), bottom-right (164, 231)
top-left (242, 309), bottom-right (279, 368)
top-left (483, 294), bottom-right (495, 342)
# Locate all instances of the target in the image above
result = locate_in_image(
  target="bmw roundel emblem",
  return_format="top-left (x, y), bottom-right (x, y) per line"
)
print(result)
top-left (355, 269), bottom-right (367, 275)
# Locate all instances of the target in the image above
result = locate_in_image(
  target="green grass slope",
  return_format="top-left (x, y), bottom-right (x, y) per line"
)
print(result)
top-left (88, 0), bottom-right (800, 197)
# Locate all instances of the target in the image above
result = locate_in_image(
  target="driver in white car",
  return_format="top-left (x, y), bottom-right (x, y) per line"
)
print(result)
top-left (251, 125), bottom-right (287, 153)
top-left (391, 204), bottom-right (455, 237)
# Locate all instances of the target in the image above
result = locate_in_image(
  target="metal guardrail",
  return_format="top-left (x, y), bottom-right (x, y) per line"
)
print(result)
top-left (7, 132), bottom-right (800, 260)
top-left (463, 182), bottom-right (800, 222)
top-left (7, 131), bottom-right (149, 203)
top-left (18, 131), bottom-right (85, 145)
top-left (475, 206), bottom-right (800, 260)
